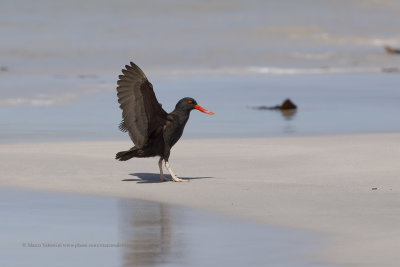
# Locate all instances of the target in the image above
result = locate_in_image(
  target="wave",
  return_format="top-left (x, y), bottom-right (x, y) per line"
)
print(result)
top-left (0, 78), bottom-right (114, 107)
top-left (245, 66), bottom-right (384, 75)
top-left (0, 96), bottom-right (76, 106)
top-left (161, 66), bottom-right (388, 76)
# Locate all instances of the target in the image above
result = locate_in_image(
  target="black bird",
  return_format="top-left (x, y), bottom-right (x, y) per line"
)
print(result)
top-left (115, 62), bottom-right (214, 182)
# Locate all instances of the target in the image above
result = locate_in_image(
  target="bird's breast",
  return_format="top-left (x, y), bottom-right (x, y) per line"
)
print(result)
top-left (163, 116), bottom-right (189, 147)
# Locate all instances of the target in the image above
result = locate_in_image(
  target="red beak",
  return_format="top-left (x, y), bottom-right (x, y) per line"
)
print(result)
top-left (194, 104), bottom-right (214, 115)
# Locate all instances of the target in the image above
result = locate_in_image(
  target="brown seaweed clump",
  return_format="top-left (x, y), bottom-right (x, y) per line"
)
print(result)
top-left (253, 98), bottom-right (297, 110)
top-left (384, 45), bottom-right (400, 54)
top-left (279, 99), bottom-right (297, 110)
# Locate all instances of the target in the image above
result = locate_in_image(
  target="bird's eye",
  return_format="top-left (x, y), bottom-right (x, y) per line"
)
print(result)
top-left (187, 100), bottom-right (193, 104)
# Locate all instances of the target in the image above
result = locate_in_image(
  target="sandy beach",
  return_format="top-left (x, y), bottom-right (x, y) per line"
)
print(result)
top-left (1, 133), bottom-right (399, 266)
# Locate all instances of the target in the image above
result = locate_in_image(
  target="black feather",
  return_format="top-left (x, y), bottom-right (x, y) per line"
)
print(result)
top-left (119, 120), bottom-right (128, 132)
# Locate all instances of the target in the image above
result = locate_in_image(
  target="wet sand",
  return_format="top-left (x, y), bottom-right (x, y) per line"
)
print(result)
top-left (0, 188), bottom-right (322, 267)
top-left (1, 133), bottom-right (399, 266)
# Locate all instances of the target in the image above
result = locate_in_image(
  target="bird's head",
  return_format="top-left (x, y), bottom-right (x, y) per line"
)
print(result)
top-left (176, 97), bottom-right (214, 115)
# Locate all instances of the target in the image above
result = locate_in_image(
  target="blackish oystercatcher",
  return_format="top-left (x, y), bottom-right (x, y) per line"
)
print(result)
top-left (115, 62), bottom-right (214, 182)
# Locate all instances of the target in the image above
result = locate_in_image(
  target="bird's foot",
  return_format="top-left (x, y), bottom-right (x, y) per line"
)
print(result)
top-left (171, 176), bottom-right (189, 182)
top-left (160, 175), bottom-right (170, 182)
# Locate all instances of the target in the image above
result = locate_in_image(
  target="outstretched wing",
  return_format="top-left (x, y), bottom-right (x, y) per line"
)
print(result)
top-left (117, 62), bottom-right (167, 148)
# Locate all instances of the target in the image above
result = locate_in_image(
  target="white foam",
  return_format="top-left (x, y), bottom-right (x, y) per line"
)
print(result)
top-left (245, 66), bottom-right (383, 75)
top-left (0, 96), bottom-right (75, 106)
top-left (154, 66), bottom-right (385, 77)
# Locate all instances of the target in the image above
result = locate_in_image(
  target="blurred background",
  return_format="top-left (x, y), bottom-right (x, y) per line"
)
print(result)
top-left (1, 0), bottom-right (400, 142)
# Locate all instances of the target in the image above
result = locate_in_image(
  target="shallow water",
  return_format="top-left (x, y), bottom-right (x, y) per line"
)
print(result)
top-left (1, 73), bottom-right (400, 143)
top-left (0, 187), bottom-right (331, 267)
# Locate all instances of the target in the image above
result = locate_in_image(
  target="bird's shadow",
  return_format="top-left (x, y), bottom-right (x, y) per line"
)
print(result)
top-left (122, 173), bottom-right (213, 184)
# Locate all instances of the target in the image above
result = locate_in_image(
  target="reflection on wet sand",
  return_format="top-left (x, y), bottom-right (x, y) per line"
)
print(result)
top-left (117, 197), bottom-right (321, 267)
top-left (119, 200), bottom-right (185, 267)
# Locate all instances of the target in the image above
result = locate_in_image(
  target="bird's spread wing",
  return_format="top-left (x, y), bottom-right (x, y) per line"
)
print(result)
top-left (117, 62), bottom-right (167, 148)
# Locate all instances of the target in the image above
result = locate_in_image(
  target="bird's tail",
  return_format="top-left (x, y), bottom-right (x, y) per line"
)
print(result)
top-left (115, 147), bottom-right (145, 161)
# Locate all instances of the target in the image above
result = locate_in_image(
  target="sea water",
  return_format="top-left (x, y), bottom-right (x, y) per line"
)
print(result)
top-left (1, 73), bottom-right (400, 143)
